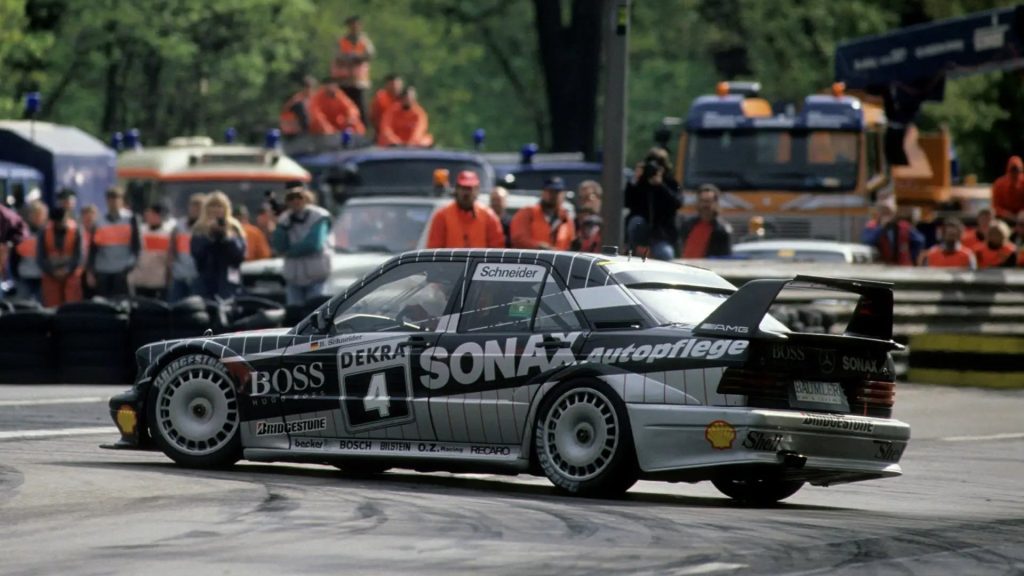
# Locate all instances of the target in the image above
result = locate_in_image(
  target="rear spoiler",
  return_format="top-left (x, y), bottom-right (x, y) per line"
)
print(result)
top-left (693, 275), bottom-right (895, 343)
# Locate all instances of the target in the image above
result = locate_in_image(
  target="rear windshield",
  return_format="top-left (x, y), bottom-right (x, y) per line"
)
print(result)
top-left (334, 202), bottom-right (433, 254)
top-left (627, 286), bottom-right (789, 333)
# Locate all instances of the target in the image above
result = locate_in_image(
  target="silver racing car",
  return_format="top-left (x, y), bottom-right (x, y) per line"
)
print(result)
top-left (108, 248), bottom-right (910, 503)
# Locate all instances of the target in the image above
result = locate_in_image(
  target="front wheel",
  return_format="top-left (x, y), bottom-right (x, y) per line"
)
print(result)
top-left (148, 354), bottom-right (242, 468)
top-left (712, 477), bottom-right (804, 505)
top-left (534, 380), bottom-right (638, 497)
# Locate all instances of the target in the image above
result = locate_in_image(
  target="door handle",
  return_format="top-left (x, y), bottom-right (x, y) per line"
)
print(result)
top-left (542, 337), bottom-right (571, 349)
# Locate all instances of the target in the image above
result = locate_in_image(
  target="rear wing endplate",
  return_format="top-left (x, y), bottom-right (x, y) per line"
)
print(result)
top-left (693, 275), bottom-right (895, 343)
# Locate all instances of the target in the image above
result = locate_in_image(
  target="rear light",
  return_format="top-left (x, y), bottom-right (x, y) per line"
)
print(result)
top-left (851, 380), bottom-right (895, 415)
top-left (717, 369), bottom-right (788, 400)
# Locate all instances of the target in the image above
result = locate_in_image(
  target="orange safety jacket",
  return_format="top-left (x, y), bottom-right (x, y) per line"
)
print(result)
top-left (425, 202), bottom-right (505, 249)
top-left (509, 204), bottom-right (575, 251)
top-left (975, 242), bottom-right (1015, 268)
top-left (332, 35), bottom-right (371, 87)
top-left (311, 87), bottom-right (366, 135)
top-left (923, 244), bottom-right (975, 268)
top-left (42, 221), bottom-right (81, 271)
top-left (377, 102), bottom-right (432, 147)
top-left (370, 89), bottom-right (398, 131)
top-left (15, 233), bottom-right (41, 279)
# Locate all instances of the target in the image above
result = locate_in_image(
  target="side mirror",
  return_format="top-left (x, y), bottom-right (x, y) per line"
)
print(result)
top-left (311, 306), bottom-right (329, 333)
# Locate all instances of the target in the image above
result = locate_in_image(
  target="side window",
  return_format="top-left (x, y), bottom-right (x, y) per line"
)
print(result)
top-left (534, 273), bottom-right (583, 332)
top-left (458, 262), bottom-right (545, 333)
top-left (332, 261), bottom-right (463, 333)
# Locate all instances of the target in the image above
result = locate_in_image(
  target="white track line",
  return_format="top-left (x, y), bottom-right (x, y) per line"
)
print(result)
top-left (0, 397), bottom-right (107, 407)
top-left (941, 432), bottom-right (1024, 442)
top-left (0, 426), bottom-right (117, 441)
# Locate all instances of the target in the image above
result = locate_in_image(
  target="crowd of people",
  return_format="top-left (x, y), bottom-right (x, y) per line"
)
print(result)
top-left (0, 183), bottom-right (335, 308)
top-left (279, 15), bottom-right (433, 147)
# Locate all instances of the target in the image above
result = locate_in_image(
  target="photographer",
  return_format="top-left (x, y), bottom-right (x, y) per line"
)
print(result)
top-left (271, 187), bottom-right (332, 306)
top-left (624, 148), bottom-right (682, 260)
top-left (190, 191), bottom-right (247, 299)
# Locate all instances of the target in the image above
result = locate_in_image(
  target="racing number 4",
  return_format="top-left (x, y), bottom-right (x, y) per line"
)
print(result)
top-left (363, 372), bottom-right (391, 417)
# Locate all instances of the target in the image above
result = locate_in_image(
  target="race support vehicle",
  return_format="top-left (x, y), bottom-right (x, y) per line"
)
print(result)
top-left (108, 249), bottom-right (909, 502)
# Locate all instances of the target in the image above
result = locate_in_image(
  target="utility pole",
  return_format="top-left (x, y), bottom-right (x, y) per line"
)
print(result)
top-left (600, 0), bottom-right (630, 252)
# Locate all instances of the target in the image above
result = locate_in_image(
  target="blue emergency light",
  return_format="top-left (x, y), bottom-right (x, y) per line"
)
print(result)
top-left (265, 128), bottom-right (281, 149)
top-left (125, 128), bottom-right (142, 150)
top-left (341, 128), bottom-right (353, 147)
top-left (224, 127), bottom-right (237, 144)
top-left (521, 142), bottom-right (538, 164)
top-left (24, 92), bottom-right (41, 116)
top-left (111, 131), bottom-right (124, 151)
top-left (473, 128), bottom-right (486, 149)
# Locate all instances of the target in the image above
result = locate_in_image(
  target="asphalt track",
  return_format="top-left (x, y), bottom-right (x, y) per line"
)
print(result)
top-left (1, 384), bottom-right (1023, 576)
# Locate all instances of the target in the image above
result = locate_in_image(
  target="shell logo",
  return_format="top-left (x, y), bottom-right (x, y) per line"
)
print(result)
top-left (705, 420), bottom-right (736, 450)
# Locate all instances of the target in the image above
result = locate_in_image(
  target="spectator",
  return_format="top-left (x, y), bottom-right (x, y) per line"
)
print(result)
top-left (426, 171), bottom-right (505, 249)
top-left (256, 196), bottom-right (280, 246)
top-left (12, 200), bottom-right (48, 301)
top-left (86, 187), bottom-right (140, 299)
top-left (489, 185), bottom-right (513, 248)
top-left (0, 203), bottom-right (29, 298)
top-left (921, 218), bottom-right (976, 269)
top-left (168, 193), bottom-right (205, 302)
top-left (370, 73), bottom-right (403, 133)
top-left (861, 197), bottom-right (924, 266)
top-left (57, 188), bottom-right (78, 220)
top-left (625, 151), bottom-right (682, 260)
top-left (79, 204), bottom-right (99, 299)
top-left (510, 177), bottom-right (575, 250)
top-left (962, 208), bottom-right (992, 252)
top-left (235, 205), bottom-right (272, 261)
top-left (992, 155), bottom-right (1024, 221)
top-left (740, 215), bottom-right (767, 242)
top-left (377, 86), bottom-right (434, 147)
top-left (129, 202), bottom-right (175, 300)
top-left (572, 180), bottom-right (603, 253)
top-left (271, 188), bottom-right (332, 306)
top-left (311, 81), bottom-right (366, 136)
top-left (280, 76), bottom-right (325, 136)
top-left (38, 206), bottom-right (84, 306)
top-left (678, 184), bottom-right (733, 259)
top-left (332, 15), bottom-right (375, 121)
top-left (190, 191), bottom-right (247, 300)
top-left (1011, 210), bottom-right (1024, 246)
top-left (975, 220), bottom-right (1015, 269)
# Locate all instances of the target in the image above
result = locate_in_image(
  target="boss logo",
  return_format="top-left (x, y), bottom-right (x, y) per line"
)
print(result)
top-left (250, 362), bottom-right (326, 396)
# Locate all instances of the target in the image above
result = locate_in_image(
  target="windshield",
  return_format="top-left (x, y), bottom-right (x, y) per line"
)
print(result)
top-left (334, 202), bottom-right (433, 253)
top-left (345, 159), bottom-right (491, 195)
top-left (685, 130), bottom-right (859, 191)
top-left (627, 286), bottom-right (789, 333)
top-left (735, 249), bottom-right (849, 263)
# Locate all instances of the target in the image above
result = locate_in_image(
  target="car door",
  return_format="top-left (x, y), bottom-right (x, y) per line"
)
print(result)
top-left (424, 259), bottom-right (585, 450)
top-left (280, 259), bottom-right (467, 453)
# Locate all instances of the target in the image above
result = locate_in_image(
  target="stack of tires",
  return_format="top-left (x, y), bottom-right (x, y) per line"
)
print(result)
top-left (129, 298), bottom-right (172, 354)
top-left (770, 304), bottom-right (835, 334)
top-left (55, 299), bottom-right (132, 384)
top-left (229, 296), bottom-right (286, 331)
top-left (0, 300), bottom-right (55, 384)
top-left (285, 294), bottom-right (331, 327)
top-left (169, 297), bottom-right (212, 340)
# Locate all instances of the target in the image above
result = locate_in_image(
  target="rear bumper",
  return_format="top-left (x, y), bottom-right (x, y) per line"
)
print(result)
top-left (628, 404), bottom-right (910, 486)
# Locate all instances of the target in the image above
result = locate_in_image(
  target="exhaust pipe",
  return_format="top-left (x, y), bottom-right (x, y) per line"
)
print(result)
top-left (777, 450), bottom-right (807, 469)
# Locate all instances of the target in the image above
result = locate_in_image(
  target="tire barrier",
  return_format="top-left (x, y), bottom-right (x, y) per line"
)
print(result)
top-left (0, 309), bottom-right (55, 384)
top-left (55, 299), bottom-right (132, 384)
top-left (229, 296), bottom-right (286, 331)
top-left (285, 294), bottom-right (331, 327)
top-left (907, 334), bottom-right (1024, 388)
top-left (169, 297), bottom-right (212, 340)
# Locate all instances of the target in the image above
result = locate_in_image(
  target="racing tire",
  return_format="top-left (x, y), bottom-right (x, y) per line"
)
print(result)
top-left (533, 379), bottom-right (639, 498)
top-left (712, 477), bottom-right (804, 506)
top-left (147, 354), bottom-right (242, 468)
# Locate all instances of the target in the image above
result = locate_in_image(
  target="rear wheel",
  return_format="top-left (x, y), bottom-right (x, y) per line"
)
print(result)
top-left (148, 354), bottom-right (241, 468)
top-left (712, 477), bottom-right (804, 505)
top-left (534, 380), bottom-right (638, 497)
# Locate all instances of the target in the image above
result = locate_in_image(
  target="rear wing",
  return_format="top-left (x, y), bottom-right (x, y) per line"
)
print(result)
top-left (693, 275), bottom-right (896, 344)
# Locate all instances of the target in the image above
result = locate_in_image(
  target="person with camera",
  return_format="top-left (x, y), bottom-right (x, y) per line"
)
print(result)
top-left (168, 193), bottom-right (205, 302)
top-left (190, 191), bottom-right (247, 300)
top-left (271, 187), bottom-right (332, 306)
top-left (678, 184), bottom-right (733, 258)
top-left (625, 149), bottom-right (682, 260)
top-left (426, 171), bottom-right (505, 249)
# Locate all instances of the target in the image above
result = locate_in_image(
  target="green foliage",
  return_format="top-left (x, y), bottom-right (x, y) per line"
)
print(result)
top-left (0, 0), bottom-right (1019, 178)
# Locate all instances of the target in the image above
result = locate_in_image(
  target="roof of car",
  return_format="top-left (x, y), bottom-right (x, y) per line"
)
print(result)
top-left (372, 249), bottom-right (735, 292)
top-left (300, 147), bottom-right (491, 169)
top-left (733, 239), bottom-right (874, 253)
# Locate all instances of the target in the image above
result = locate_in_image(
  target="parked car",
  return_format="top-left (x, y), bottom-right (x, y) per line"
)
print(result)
top-left (110, 250), bottom-right (908, 502)
top-left (732, 240), bottom-right (879, 264)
